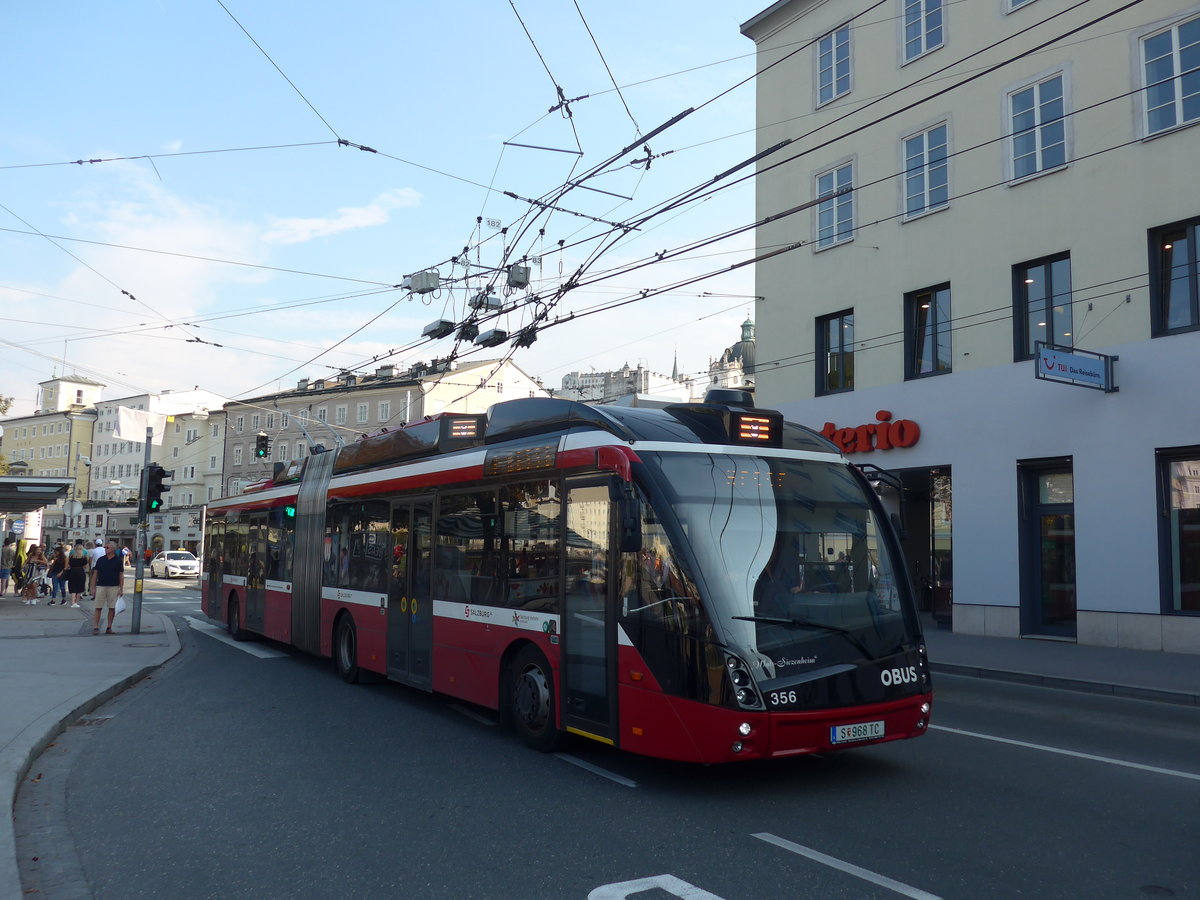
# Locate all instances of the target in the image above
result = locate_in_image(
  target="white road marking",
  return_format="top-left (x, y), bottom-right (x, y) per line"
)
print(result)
top-left (753, 833), bottom-right (942, 900)
top-left (183, 617), bottom-right (288, 659)
top-left (554, 753), bottom-right (638, 788)
top-left (450, 704), bottom-right (496, 726)
top-left (141, 600), bottom-right (203, 605)
top-left (589, 875), bottom-right (725, 899)
top-left (930, 724), bottom-right (1200, 782)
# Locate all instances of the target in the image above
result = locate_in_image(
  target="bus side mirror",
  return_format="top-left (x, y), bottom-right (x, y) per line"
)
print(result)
top-left (618, 494), bottom-right (641, 553)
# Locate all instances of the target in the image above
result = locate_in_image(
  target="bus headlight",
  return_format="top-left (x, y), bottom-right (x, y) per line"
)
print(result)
top-left (738, 722), bottom-right (752, 736)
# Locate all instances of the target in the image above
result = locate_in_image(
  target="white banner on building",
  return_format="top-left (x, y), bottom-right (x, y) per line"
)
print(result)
top-left (114, 407), bottom-right (169, 445)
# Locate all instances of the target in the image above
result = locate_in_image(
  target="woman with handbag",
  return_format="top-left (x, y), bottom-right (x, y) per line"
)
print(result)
top-left (47, 545), bottom-right (69, 604)
top-left (65, 539), bottom-right (89, 608)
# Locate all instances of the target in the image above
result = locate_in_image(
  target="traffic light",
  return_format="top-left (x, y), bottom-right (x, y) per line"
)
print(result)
top-left (146, 464), bottom-right (172, 512)
top-left (254, 432), bottom-right (271, 459)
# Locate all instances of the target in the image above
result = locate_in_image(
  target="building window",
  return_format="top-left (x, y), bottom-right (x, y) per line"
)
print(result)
top-left (1151, 217), bottom-right (1200, 335)
top-left (1014, 253), bottom-right (1073, 360)
top-left (235, 416), bottom-right (244, 434)
top-left (356, 403), bottom-right (369, 424)
top-left (1142, 16), bottom-right (1200, 135)
top-left (903, 123), bottom-right (949, 218)
top-left (1009, 73), bottom-right (1067, 180)
top-left (903, 0), bottom-right (943, 62)
top-left (281, 413), bottom-right (289, 429)
top-left (1008, 0), bottom-right (1037, 9)
top-left (1159, 448), bottom-right (1200, 614)
top-left (378, 401), bottom-right (391, 422)
top-left (233, 446), bottom-right (243, 466)
top-left (815, 162), bottom-right (854, 249)
top-left (266, 413), bottom-right (275, 430)
top-left (317, 408), bottom-right (327, 423)
top-left (209, 455), bottom-right (218, 470)
top-left (817, 24), bottom-right (851, 106)
top-left (817, 310), bottom-right (854, 395)
top-left (906, 284), bottom-right (952, 379)
top-left (335, 405), bottom-right (347, 425)
top-left (251, 415), bottom-right (260, 429)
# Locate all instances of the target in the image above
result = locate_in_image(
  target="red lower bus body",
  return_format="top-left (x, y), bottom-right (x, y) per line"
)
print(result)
top-left (213, 583), bottom-right (930, 764)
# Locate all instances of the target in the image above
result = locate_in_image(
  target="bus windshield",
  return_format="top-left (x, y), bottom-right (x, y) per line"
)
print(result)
top-left (644, 452), bottom-right (919, 676)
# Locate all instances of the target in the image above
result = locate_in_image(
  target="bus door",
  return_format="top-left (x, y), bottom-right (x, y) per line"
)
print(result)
top-left (245, 513), bottom-right (267, 632)
top-left (562, 480), bottom-right (617, 744)
top-left (387, 498), bottom-right (434, 690)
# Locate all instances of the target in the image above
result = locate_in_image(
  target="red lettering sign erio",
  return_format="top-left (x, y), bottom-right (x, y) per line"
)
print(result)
top-left (820, 410), bottom-right (920, 454)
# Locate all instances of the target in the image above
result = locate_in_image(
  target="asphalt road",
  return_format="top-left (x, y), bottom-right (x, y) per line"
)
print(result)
top-left (16, 583), bottom-right (1200, 899)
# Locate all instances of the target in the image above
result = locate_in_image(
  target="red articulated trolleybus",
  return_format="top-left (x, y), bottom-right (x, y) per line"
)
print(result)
top-left (202, 391), bottom-right (932, 763)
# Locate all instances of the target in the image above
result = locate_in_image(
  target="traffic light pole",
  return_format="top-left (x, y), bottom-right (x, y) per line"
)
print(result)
top-left (131, 425), bottom-right (152, 635)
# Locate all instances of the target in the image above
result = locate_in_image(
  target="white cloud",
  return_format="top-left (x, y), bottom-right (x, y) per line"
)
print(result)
top-left (262, 188), bottom-right (422, 245)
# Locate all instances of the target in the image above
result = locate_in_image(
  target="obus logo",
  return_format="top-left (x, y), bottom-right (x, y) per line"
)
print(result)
top-left (880, 665), bottom-right (918, 686)
top-left (820, 410), bottom-right (920, 454)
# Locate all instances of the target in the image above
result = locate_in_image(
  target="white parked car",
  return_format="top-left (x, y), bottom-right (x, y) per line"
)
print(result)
top-left (150, 550), bottom-right (199, 578)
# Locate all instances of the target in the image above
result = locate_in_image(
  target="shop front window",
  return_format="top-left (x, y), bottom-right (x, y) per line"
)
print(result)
top-left (1161, 450), bottom-right (1200, 613)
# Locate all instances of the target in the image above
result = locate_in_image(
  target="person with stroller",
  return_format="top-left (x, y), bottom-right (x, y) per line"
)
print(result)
top-left (21, 544), bottom-right (49, 605)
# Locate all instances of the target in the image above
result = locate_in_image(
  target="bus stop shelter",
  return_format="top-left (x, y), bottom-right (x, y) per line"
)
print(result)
top-left (0, 474), bottom-right (74, 525)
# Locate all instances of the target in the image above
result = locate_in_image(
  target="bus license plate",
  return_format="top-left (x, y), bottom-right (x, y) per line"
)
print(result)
top-left (831, 720), bottom-right (884, 744)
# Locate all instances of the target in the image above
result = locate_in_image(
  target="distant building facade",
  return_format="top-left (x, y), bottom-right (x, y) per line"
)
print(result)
top-left (221, 359), bottom-right (549, 495)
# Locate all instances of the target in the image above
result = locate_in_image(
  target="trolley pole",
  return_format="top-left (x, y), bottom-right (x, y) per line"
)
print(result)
top-left (131, 425), bottom-right (152, 635)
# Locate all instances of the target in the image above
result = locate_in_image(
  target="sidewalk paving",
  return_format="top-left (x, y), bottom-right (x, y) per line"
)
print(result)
top-left (1, 596), bottom-right (180, 900)
top-left (1, 599), bottom-right (1196, 897)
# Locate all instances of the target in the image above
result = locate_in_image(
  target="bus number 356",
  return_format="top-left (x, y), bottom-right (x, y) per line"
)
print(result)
top-left (768, 690), bottom-right (798, 706)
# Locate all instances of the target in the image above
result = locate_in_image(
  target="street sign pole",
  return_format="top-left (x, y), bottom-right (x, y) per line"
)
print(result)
top-left (131, 425), bottom-right (152, 635)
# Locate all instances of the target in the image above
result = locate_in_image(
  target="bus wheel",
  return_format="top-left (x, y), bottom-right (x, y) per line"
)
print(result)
top-left (227, 597), bottom-right (247, 642)
top-left (508, 645), bottom-right (563, 752)
top-left (334, 615), bottom-right (361, 684)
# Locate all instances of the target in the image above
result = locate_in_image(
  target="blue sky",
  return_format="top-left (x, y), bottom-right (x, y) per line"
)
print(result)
top-left (2, 1), bottom-right (769, 417)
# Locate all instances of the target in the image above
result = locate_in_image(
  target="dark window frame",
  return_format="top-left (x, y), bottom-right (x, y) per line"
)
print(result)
top-left (816, 309), bottom-right (855, 396)
top-left (1013, 252), bottom-right (1073, 361)
top-left (1149, 216), bottom-right (1200, 337)
top-left (904, 283), bottom-right (952, 379)
top-left (1156, 446), bottom-right (1200, 616)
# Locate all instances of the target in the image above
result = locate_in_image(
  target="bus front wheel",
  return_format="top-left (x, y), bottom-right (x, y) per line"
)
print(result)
top-left (334, 615), bottom-right (361, 684)
top-left (507, 645), bottom-right (563, 752)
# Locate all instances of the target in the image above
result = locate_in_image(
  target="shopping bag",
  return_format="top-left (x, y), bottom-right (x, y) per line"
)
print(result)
top-left (115, 595), bottom-right (127, 615)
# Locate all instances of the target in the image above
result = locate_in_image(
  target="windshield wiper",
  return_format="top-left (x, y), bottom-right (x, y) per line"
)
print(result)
top-left (731, 615), bottom-right (877, 661)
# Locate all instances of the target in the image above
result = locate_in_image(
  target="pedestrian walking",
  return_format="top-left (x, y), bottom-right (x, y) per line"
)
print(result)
top-left (91, 542), bottom-right (125, 635)
top-left (46, 545), bottom-right (69, 604)
top-left (11, 542), bottom-right (25, 596)
top-left (0, 537), bottom-right (14, 597)
top-left (66, 539), bottom-right (89, 608)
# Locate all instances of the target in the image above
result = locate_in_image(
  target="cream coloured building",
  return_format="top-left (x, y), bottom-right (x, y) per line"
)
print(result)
top-left (741, 0), bottom-right (1200, 651)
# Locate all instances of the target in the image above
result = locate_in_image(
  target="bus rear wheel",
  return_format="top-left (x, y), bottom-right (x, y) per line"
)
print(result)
top-left (334, 615), bottom-right (361, 684)
top-left (507, 645), bottom-right (563, 752)
top-left (227, 597), bottom-right (247, 642)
